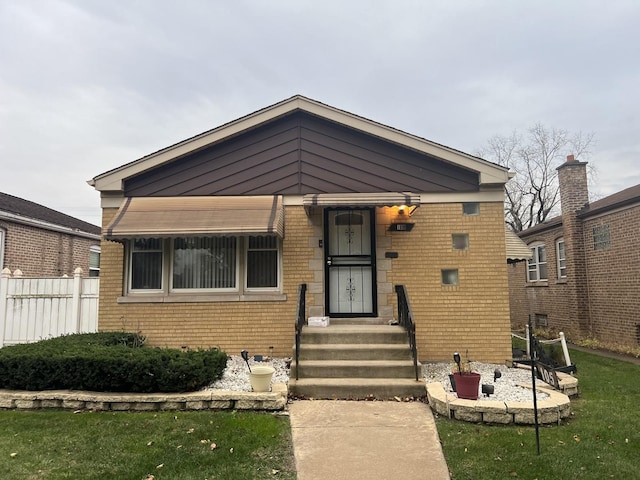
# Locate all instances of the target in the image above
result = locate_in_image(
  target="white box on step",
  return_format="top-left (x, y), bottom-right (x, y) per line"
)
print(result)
top-left (308, 316), bottom-right (330, 327)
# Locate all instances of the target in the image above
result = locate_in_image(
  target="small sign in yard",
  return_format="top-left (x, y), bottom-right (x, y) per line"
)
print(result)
top-left (535, 361), bottom-right (560, 389)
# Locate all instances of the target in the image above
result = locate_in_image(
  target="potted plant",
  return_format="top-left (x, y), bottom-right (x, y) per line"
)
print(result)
top-left (451, 352), bottom-right (481, 400)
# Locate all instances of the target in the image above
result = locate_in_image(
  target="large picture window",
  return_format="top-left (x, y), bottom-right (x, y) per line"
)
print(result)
top-left (528, 243), bottom-right (547, 282)
top-left (173, 237), bottom-right (236, 290)
top-left (128, 236), bottom-right (280, 294)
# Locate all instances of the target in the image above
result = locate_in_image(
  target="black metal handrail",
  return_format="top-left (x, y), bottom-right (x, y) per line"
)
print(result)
top-left (294, 283), bottom-right (307, 381)
top-left (395, 284), bottom-right (420, 381)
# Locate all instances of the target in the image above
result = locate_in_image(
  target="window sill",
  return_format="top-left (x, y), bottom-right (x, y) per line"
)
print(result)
top-left (526, 281), bottom-right (549, 287)
top-left (117, 293), bottom-right (287, 304)
top-left (556, 278), bottom-right (567, 284)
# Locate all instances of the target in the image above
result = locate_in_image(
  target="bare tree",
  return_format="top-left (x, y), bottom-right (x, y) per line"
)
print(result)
top-left (477, 123), bottom-right (595, 232)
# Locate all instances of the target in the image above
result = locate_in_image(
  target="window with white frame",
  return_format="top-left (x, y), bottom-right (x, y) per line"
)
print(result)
top-left (89, 245), bottom-right (101, 277)
top-left (131, 238), bottom-right (163, 291)
top-left (172, 237), bottom-right (236, 290)
top-left (246, 236), bottom-right (279, 288)
top-left (128, 236), bottom-right (280, 294)
top-left (556, 239), bottom-right (566, 278)
top-left (0, 228), bottom-right (5, 271)
top-left (528, 243), bottom-right (547, 282)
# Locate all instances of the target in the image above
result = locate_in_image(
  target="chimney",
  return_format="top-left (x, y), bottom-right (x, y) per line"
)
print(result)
top-left (557, 154), bottom-right (588, 214)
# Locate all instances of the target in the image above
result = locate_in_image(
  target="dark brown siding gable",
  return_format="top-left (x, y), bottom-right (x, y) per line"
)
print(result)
top-left (124, 111), bottom-right (480, 197)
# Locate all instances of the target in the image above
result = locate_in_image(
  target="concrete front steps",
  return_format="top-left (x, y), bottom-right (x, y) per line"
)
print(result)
top-left (289, 324), bottom-right (426, 400)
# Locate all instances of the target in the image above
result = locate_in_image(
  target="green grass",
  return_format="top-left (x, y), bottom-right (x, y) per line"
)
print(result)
top-left (0, 410), bottom-right (295, 480)
top-left (436, 349), bottom-right (640, 479)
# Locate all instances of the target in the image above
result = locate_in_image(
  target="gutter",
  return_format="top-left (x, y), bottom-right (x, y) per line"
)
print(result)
top-left (0, 211), bottom-right (100, 241)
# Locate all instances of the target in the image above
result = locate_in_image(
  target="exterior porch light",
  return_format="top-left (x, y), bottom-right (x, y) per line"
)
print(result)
top-left (390, 204), bottom-right (417, 231)
top-left (398, 205), bottom-right (418, 216)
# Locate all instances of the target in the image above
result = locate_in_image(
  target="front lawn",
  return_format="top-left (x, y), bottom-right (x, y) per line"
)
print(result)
top-left (436, 348), bottom-right (640, 479)
top-left (0, 410), bottom-right (295, 480)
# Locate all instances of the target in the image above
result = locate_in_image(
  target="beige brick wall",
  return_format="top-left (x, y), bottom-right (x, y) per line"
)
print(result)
top-left (0, 220), bottom-right (98, 277)
top-left (98, 206), bottom-right (316, 357)
top-left (99, 203), bottom-right (513, 362)
top-left (385, 202), bottom-right (512, 363)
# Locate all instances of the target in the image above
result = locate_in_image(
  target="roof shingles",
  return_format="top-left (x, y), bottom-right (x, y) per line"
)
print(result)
top-left (519, 183), bottom-right (640, 237)
top-left (0, 192), bottom-right (100, 235)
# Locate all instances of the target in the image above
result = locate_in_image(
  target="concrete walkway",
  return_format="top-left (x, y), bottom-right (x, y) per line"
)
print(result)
top-left (289, 400), bottom-right (450, 480)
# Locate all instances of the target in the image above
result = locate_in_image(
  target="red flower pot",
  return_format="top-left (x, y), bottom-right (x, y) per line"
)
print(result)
top-left (453, 372), bottom-right (481, 400)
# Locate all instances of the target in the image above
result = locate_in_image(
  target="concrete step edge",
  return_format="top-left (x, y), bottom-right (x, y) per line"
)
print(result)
top-left (291, 359), bottom-right (421, 366)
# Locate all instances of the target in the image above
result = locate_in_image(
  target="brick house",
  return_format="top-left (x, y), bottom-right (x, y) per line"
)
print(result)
top-left (0, 192), bottom-right (101, 277)
top-left (90, 95), bottom-right (525, 365)
top-left (508, 155), bottom-right (640, 348)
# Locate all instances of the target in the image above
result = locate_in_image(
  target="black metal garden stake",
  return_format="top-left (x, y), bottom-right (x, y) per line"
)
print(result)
top-left (241, 350), bottom-right (251, 373)
top-left (528, 316), bottom-right (541, 455)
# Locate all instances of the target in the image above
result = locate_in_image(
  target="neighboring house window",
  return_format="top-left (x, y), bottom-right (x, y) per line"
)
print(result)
top-left (452, 234), bottom-right (469, 250)
top-left (89, 246), bottom-right (101, 277)
top-left (129, 236), bottom-right (281, 293)
top-left (593, 225), bottom-right (610, 250)
top-left (441, 269), bottom-right (459, 286)
top-left (535, 314), bottom-right (548, 328)
top-left (462, 203), bottom-right (479, 215)
top-left (0, 228), bottom-right (5, 271)
top-left (556, 239), bottom-right (566, 278)
top-left (528, 243), bottom-right (547, 282)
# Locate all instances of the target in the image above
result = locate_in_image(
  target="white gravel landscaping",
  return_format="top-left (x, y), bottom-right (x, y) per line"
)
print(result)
top-left (204, 356), bottom-right (291, 392)
top-left (423, 361), bottom-right (549, 402)
top-left (206, 356), bottom-right (549, 402)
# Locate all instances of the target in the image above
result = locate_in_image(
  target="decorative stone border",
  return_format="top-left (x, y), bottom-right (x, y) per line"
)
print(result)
top-left (0, 384), bottom-right (288, 412)
top-left (426, 381), bottom-right (572, 425)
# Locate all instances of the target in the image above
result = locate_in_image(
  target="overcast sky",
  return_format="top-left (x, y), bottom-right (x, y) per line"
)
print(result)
top-left (1, 0), bottom-right (639, 225)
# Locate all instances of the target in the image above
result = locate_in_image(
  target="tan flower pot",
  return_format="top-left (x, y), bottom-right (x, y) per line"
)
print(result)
top-left (249, 365), bottom-right (275, 392)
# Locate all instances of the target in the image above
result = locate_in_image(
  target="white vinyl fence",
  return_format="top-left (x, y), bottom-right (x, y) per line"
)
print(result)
top-left (0, 268), bottom-right (99, 347)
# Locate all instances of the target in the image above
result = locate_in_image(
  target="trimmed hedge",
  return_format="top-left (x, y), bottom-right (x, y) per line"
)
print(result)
top-left (0, 333), bottom-right (227, 393)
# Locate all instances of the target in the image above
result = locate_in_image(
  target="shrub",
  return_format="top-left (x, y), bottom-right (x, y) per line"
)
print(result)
top-left (0, 333), bottom-right (227, 392)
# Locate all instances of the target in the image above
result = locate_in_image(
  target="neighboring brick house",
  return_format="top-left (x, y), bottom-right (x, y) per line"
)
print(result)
top-left (90, 95), bottom-right (526, 362)
top-left (508, 155), bottom-right (640, 348)
top-left (0, 192), bottom-right (101, 277)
